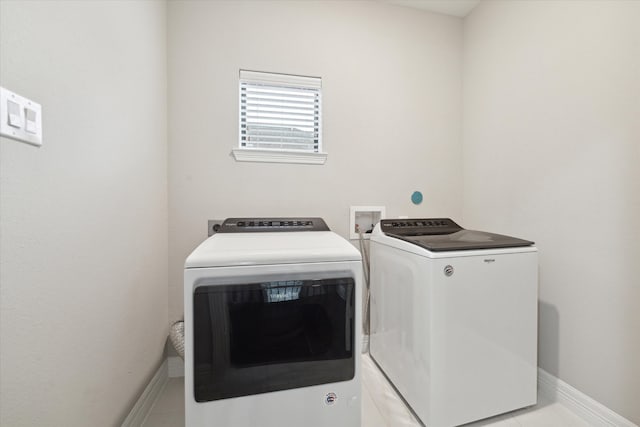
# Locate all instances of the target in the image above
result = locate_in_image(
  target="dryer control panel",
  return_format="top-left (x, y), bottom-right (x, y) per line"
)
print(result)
top-left (218, 217), bottom-right (330, 233)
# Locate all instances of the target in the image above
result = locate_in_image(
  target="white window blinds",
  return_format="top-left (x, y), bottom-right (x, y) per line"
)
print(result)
top-left (239, 70), bottom-right (322, 153)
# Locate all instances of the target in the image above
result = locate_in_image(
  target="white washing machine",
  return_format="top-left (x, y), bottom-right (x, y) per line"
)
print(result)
top-left (184, 218), bottom-right (362, 427)
top-left (370, 218), bottom-right (538, 427)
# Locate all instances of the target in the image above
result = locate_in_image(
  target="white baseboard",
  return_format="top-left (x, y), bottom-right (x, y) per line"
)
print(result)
top-left (362, 334), bottom-right (370, 354)
top-left (168, 356), bottom-right (185, 378)
top-left (537, 368), bottom-right (637, 427)
top-left (121, 359), bottom-right (168, 427)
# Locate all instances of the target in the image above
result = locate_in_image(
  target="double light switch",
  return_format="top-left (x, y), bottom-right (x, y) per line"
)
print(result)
top-left (0, 86), bottom-right (43, 146)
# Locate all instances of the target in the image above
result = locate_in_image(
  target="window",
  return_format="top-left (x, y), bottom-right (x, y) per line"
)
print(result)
top-left (233, 70), bottom-right (326, 165)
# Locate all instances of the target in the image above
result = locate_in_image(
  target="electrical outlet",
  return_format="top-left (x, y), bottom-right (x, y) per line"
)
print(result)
top-left (208, 219), bottom-right (224, 237)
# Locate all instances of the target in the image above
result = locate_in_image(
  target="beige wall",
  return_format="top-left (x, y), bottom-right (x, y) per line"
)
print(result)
top-left (0, 1), bottom-right (168, 425)
top-left (462, 0), bottom-right (640, 423)
top-left (3, 0), bottom-right (637, 424)
top-left (167, 1), bottom-right (463, 321)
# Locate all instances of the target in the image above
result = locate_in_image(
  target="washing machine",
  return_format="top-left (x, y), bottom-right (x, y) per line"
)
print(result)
top-left (184, 218), bottom-right (362, 427)
top-left (369, 218), bottom-right (538, 427)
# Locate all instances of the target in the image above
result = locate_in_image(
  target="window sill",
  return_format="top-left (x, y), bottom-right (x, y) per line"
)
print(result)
top-left (232, 148), bottom-right (327, 165)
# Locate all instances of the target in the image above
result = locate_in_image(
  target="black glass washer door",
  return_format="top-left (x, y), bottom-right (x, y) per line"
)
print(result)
top-left (193, 277), bottom-right (355, 402)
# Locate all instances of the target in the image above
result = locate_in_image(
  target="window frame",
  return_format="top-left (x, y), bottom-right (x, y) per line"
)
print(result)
top-left (232, 70), bottom-right (327, 165)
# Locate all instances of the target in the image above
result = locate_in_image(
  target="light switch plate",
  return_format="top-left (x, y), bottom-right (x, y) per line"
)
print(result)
top-left (0, 87), bottom-right (43, 147)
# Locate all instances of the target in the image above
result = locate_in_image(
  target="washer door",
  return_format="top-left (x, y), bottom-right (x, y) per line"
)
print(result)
top-left (193, 277), bottom-right (355, 402)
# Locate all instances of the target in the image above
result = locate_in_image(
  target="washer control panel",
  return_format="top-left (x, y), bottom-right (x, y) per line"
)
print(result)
top-left (380, 218), bottom-right (462, 236)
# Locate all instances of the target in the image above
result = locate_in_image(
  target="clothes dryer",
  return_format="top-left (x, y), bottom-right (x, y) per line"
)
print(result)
top-left (184, 218), bottom-right (362, 427)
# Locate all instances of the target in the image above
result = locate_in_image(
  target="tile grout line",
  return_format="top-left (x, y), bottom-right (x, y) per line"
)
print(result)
top-left (362, 354), bottom-right (422, 426)
top-left (363, 380), bottom-right (389, 427)
top-left (361, 356), bottom-right (395, 425)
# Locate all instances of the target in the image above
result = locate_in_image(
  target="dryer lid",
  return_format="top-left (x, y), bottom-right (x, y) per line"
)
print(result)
top-left (380, 218), bottom-right (534, 252)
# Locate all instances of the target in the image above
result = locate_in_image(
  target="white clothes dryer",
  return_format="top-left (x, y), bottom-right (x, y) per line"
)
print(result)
top-left (184, 218), bottom-right (362, 427)
top-left (370, 218), bottom-right (538, 427)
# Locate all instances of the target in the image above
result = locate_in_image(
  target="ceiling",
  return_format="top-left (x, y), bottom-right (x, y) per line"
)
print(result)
top-left (383, 0), bottom-right (481, 18)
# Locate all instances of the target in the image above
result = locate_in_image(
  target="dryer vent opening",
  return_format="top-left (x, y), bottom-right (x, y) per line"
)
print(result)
top-left (170, 320), bottom-right (185, 359)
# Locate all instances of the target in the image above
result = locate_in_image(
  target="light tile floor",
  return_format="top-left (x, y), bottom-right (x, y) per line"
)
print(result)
top-left (142, 355), bottom-right (592, 427)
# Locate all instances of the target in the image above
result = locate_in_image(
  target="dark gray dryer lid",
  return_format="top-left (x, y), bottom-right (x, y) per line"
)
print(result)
top-left (380, 218), bottom-right (534, 252)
